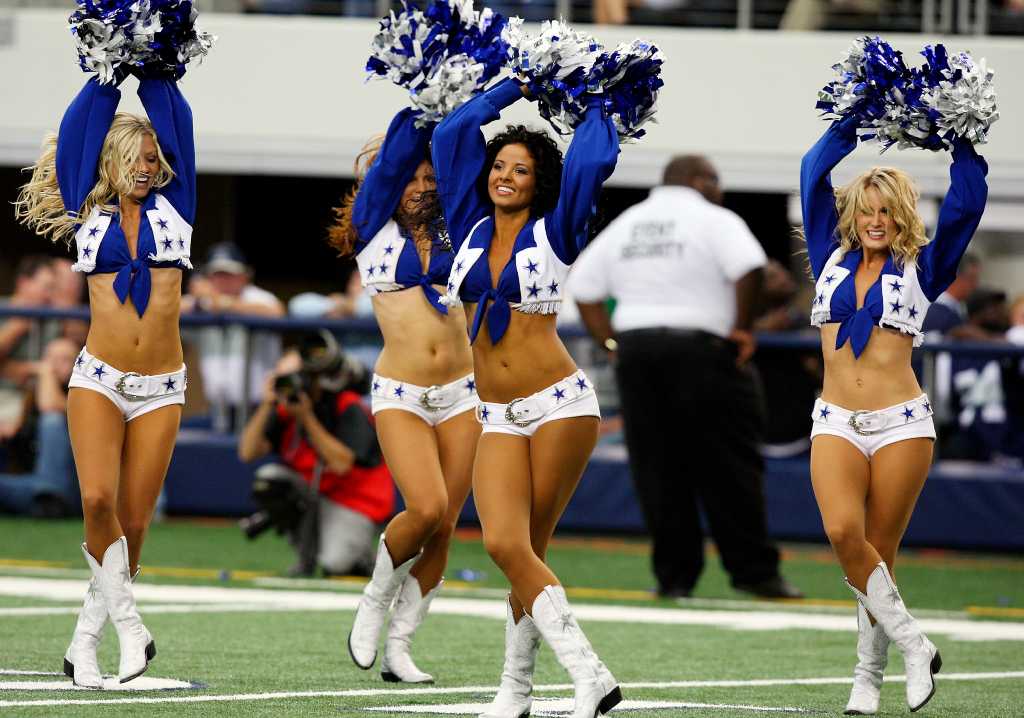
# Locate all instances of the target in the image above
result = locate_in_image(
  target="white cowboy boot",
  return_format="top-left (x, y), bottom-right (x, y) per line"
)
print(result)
top-left (380, 576), bottom-right (441, 683)
top-left (62, 544), bottom-right (107, 689)
top-left (848, 563), bottom-right (941, 713)
top-left (85, 537), bottom-right (155, 683)
top-left (348, 537), bottom-right (420, 670)
top-left (531, 586), bottom-right (621, 718)
top-left (479, 597), bottom-right (542, 718)
top-left (844, 602), bottom-right (889, 715)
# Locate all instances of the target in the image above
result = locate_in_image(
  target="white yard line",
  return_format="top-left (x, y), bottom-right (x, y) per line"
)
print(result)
top-left (0, 576), bottom-right (1020, 642)
top-left (365, 698), bottom-right (814, 714)
top-left (1, 672), bottom-right (1022, 708)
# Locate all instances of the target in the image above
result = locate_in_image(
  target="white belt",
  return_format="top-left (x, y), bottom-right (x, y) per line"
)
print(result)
top-left (74, 349), bottom-right (187, 401)
top-left (477, 371), bottom-right (594, 428)
top-left (371, 373), bottom-right (476, 413)
top-left (812, 395), bottom-right (933, 436)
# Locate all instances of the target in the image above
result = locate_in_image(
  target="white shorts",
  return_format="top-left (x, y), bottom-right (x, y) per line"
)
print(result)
top-left (370, 372), bottom-right (477, 427)
top-left (68, 348), bottom-right (186, 422)
top-left (477, 370), bottom-right (601, 438)
top-left (810, 394), bottom-right (937, 459)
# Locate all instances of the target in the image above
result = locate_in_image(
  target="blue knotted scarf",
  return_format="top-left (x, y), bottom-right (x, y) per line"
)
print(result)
top-left (112, 257), bottom-right (151, 317)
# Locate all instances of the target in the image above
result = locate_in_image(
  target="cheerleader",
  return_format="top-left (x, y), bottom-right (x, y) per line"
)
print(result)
top-left (433, 78), bottom-right (621, 718)
top-left (800, 115), bottom-right (988, 713)
top-left (333, 109), bottom-right (480, 683)
top-left (15, 69), bottom-right (197, 686)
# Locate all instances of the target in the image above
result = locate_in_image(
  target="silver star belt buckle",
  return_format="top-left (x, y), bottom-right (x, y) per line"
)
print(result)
top-left (114, 372), bottom-right (148, 401)
top-left (505, 398), bottom-right (541, 428)
top-left (848, 410), bottom-right (883, 436)
top-left (418, 385), bottom-right (455, 412)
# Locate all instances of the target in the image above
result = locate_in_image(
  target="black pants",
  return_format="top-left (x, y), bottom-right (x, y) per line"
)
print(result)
top-left (615, 328), bottom-right (780, 592)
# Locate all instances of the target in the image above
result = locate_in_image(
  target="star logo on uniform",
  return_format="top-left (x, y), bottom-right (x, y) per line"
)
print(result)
top-left (82, 246), bottom-right (93, 259)
top-left (552, 387), bottom-right (566, 401)
top-left (92, 365), bottom-right (106, 380)
top-left (447, 281), bottom-right (455, 292)
top-left (889, 279), bottom-right (904, 293)
top-left (890, 300), bottom-right (903, 314)
top-left (384, 245), bottom-right (394, 255)
top-left (923, 400), bottom-right (931, 414)
top-left (393, 385), bottom-right (404, 397)
top-left (88, 226), bottom-right (100, 238)
top-left (75, 354), bottom-right (85, 368)
top-left (157, 218), bottom-right (169, 230)
top-left (380, 263), bottom-right (389, 274)
top-left (367, 265), bottom-right (376, 277)
top-left (372, 381), bottom-right (381, 392)
top-left (575, 377), bottom-right (587, 391)
top-left (819, 406), bottom-right (831, 419)
top-left (465, 379), bottom-right (475, 392)
top-left (902, 406), bottom-right (915, 421)
top-left (177, 236), bottom-right (185, 249)
top-left (162, 237), bottom-right (173, 251)
top-left (163, 378), bottom-right (177, 392)
top-left (526, 260), bottom-right (539, 275)
top-left (815, 293), bottom-right (824, 306)
top-left (907, 305), bottom-right (918, 319)
top-left (480, 406), bottom-right (490, 421)
top-left (527, 282), bottom-right (540, 298)
top-left (547, 281), bottom-right (559, 296)
top-left (455, 260), bottom-right (464, 273)
top-left (824, 274), bottom-right (836, 284)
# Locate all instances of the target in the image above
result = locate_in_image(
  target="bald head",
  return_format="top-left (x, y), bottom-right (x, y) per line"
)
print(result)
top-left (663, 155), bottom-right (722, 205)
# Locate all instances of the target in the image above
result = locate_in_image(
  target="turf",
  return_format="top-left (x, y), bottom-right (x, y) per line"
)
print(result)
top-left (0, 517), bottom-right (1022, 716)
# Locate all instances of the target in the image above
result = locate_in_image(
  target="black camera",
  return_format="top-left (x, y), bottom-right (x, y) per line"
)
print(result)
top-left (273, 372), bottom-right (310, 402)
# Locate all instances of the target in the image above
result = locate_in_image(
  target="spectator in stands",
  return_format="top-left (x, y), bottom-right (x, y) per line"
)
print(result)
top-left (238, 333), bottom-right (392, 577)
top-left (922, 252), bottom-right (981, 338)
top-left (288, 271), bottom-right (373, 319)
top-left (48, 258), bottom-right (89, 347)
top-left (0, 337), bottom-right (79, 517)
top-left (571, 155), bottom-right (801, 599)
top-left (962, 288), bottom-right (1010, 341)
top-left (184, 242), bottom-right (285, 430)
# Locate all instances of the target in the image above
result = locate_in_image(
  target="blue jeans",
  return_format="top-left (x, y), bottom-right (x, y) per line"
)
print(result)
top-left (0, 413), bottom-right (78, 515)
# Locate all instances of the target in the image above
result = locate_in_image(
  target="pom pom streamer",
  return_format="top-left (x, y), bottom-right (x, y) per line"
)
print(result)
top-left (815, 36), bottom-right (998, 151)
top-left (367, 0), bottom-right (513, 126)
top-left (69, 0), bottom-right (215, 84)
top-left (588, 39), bottom-right (665, 142)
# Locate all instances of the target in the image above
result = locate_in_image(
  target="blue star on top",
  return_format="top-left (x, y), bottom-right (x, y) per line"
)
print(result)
top-left (162, 237), bottom-right (173, 251)
top-left (525, 260), bottom-right (539, 275)
top-left (372, 380), bottom-right (381, 392)
top-left (889, 280), bottom-right (904, 293)
top-left (526, 282), bottom-right (540, 298)
top-left (455, 260), bottom-right (464, 273)
top-left (552, 387), bottom-right (566, 401)
top-left (575, 377), bottom-right (587, 391)
top-left (393, 385), bottom-right (404, 398)
top-left (163, 378), bottom-right (177, 392)
top-left (88, 226), bottom-right (100, 238)
top-left (177, 237), bottom-right (185, 250)
top-left (82, 246), bottom-right (93, 259)
top-left (902, 406), bottom-right (915, 421)
top-left (75, 354), bottom-right (85, 368)
top-left (384, 245), bottom-right (394, 255)
top-left (815, 293), bottom-right (824, 306)
top-left (824, 274), bottom-right (836, 284)
top-left (380, 263), bottom-right (389, 274)
top-left (890, 300), bottom-right (903, 314)
top-left (923, 400), bottom-right (931, 413)
top-left (367, 265), bottom-right (376, 276)
top-left (92, 365), bottom-right (106, 380)
top-left (819, 406), bottom-right (831, 419)
top-left (447, 281), bottom-right (455, 292)
top-left (465, 379), bottom-right (475, 392)
top-left (907, 305), bottom-right (918, 319)
top-left (157, 218), bottom-right (169, 230)
top-left (480, 405), bottom-right (490, 421)
top-left (547, 281), bottom-right (559, 296)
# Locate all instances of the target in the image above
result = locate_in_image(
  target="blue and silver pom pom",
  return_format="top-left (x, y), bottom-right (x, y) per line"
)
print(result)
top-left (587, 39), bottom-right (664, 142)
top-left (367, 0), bottom-right (512, 126)
top-left (505, 19), bottom-right (603, 136)
top-left (69, 0), bottom-right (215, 84)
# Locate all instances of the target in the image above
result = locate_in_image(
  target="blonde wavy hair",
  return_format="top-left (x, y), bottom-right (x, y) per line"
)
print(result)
top-left (326, 134), bottom-right (384, 257)
top-left (834, 166), bottom-right (928, 269)
top-left (14, 113), bottom-right (174, 246)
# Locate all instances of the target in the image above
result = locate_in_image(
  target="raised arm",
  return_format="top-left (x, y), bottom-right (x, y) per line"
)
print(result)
top-left (352, 108), bottom-right (433, 248)
top-left (55, 78), bottom-right (122, 216)
top-left (918, 139), bottom-right (989, 301)
top-left (432, 78), bottom-right (524, 249)
top-left (137, 78), bottom-right (196, 223)
top-left (799, 116), bottom-right (858, 278)
top-left (545, 100), bottom-right (620, 265)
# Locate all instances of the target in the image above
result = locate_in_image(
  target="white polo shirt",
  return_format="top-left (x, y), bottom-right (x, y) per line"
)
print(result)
top-left (569, 185), bottom-right (767, 338)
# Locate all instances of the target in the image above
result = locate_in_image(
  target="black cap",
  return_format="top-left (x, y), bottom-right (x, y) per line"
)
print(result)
top-left (966, 288), bottom-right (1007, 318)
top-left (204, 242), bottom-right (250, 275)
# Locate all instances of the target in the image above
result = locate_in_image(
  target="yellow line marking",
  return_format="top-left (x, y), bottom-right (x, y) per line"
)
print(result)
top-left (967, 606), bottom-right (1024, 618)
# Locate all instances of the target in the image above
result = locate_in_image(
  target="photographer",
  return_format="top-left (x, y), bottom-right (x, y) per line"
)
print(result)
top-left (238, 331), bottom-right (393, 576)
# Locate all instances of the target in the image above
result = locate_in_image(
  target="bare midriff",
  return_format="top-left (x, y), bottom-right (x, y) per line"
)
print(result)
top-left (84, 268), bottom-right (184, 374)
top-left (464, 306), bottom-right (577, 403)
top-left (373, 287), bottom-right (474, 386)
top-left (819, 323), bottom-right (923, 411)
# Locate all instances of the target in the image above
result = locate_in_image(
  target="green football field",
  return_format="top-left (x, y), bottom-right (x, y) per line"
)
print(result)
top-left (0, 517), bottom-right (1022, 717)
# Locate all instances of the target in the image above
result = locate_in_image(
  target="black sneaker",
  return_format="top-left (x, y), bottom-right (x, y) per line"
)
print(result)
top-left (733, 576), bottom-right (804, 599)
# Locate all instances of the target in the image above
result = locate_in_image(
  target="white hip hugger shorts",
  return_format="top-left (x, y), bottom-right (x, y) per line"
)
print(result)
top-left (68, 348), bottom-right (187, 422)
top-left (477, 370), bottom-right (601, 437)
top-left (810, 394), bottom-right (936, 458)
top-left (370, 372), bottom-right (478, 426)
